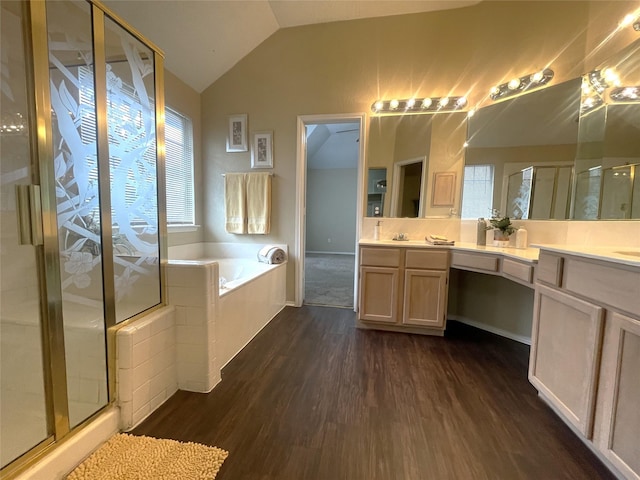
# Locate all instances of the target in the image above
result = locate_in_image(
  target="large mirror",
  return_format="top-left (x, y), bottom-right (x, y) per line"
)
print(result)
top-left (366, 112), bottom-right (467, 217)
top-left (463, 78), bottom-right (582, 220)
top-left (573, 38), bottom-right (640, 220)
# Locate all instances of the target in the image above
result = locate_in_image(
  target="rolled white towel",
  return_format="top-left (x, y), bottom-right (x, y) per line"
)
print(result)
top-left (257, 245), bottom-right (286, 264)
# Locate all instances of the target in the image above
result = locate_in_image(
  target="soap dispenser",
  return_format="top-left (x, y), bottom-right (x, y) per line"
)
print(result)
top-left (374, 220), bottom-right (382, 241)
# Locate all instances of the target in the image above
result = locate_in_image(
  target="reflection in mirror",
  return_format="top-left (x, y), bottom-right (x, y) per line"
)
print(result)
top-left (366, 167), bottom-right (386, 216)
top-left (464, 78), bottom-right (581, 220)
top-left (390, 157), bottom-right (426, 217)
top-left (573, 38), bottom-right (640, 219)
top-left (366, 112), bottom-right (467, 218)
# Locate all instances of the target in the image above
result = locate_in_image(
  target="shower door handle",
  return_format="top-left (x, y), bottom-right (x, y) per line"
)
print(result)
top-left (15, 184), bottom-right (44, 246)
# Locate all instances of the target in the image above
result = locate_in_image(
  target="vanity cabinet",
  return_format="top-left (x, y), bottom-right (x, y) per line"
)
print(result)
top-left (358, 246), bottom-right (449, 334)
top-left (530, 250), bottom-right (640, 479)
top-left (358, 247), bottom-right (401, 324)
top-left (529, 284), bottom-right (604, 438)
top-left (594, 311), bottom-right (640, 480)
top-left (402, 250), bottom-right (448, 328)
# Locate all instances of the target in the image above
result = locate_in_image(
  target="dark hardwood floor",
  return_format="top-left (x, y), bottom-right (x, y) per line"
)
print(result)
top-left (133, 306), bottom-right (614, 480)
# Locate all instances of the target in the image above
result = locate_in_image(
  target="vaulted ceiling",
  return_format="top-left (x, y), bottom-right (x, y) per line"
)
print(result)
top-left (102, 0), bottom-right (480, 93)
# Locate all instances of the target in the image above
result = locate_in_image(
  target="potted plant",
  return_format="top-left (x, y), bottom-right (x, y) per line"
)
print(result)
top-left (489, 215), bottom-right (516, 247)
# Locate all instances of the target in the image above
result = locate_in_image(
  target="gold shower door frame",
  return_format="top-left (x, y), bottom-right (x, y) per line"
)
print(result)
top-left (2, 1), bottom-right (167, 477)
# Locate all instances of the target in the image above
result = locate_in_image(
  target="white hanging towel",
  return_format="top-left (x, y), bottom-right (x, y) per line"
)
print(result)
top-left (258, 245), bottom-right (286, 264)
top-left (246, 172), bottom-right (271, 234)
top-left (225, 173), bottom-right (246, 234)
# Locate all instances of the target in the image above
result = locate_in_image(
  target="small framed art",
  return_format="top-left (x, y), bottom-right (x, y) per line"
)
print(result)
top-left (251, 131), bottom-right (273, 169)
top-left (226, 114), bottom-right (248, 152)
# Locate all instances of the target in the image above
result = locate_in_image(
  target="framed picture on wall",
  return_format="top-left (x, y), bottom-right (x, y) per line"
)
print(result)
top-left (226, 114), bottom-right (248, 152)
top-left (251, 131), bottom-right (273, 169)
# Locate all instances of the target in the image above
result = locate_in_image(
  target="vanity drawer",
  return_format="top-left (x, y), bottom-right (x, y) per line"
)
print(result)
top-left (563, 257), bottom-right (640, 316)
top-left (451, 252), bottom-right (499, 273)
top-left (405, 249), bottom-right (449, 270)
top-left (360, 247), bottom-right (401, 268)
top-left (537, 252), bottom-right (563, 287)
top-left (502, 258), bottom-right (534, 285)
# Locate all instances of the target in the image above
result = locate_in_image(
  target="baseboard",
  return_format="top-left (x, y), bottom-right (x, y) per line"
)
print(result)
top-left (305, 251), bottom-right (355, 255)
top-left (448, 315), bottom-right (531, 345)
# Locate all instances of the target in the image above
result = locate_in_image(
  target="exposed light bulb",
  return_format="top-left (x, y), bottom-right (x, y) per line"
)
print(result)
top-left (390, 99), bottom-right (399, 109)
top-left (456, 97), bottom-right (467, 107)
top-left (406, 98), bottom-right (416, 108)
top-left (422, 98), bottom-right (432, 108)
top-left (490, 86), bottom-right (500, 96)
top-left (463, 141), bottom-right (469, 148)
top-left (467, 109), bottom-right (476, 118)
top-left (531, 71), bottom-right (544, 83)
top-left (603, 68), bottom-right (620, 86)
top-left (508, 78), bottom-right (521, 90)
top-left (438, 97), bottom-right (450, 107)
top-left (374, 101), bottom-right (384, 111)
top-left (621, 13), bottom-right (636, 27)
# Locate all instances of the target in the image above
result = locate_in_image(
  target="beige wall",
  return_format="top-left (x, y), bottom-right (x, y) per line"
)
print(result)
top-left (201, 1), bottom-right (638, 302)
top-left (164, 70), bottom-right (204, 247)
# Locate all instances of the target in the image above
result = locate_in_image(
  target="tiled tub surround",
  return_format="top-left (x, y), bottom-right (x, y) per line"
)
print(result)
top-left (116, 306), bottom-right (177, 430)
top-left (167, 242), bottom-right (287, 392)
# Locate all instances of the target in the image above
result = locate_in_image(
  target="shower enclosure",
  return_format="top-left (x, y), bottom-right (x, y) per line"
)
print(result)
top-left (0, 0), bottom-right (166, 475)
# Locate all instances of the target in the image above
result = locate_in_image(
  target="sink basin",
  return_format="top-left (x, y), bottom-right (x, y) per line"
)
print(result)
top-left (614, 250), bottom-right (640, 258)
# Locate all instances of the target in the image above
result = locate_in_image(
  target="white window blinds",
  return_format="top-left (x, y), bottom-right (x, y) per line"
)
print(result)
top-left (461, 164), bottom-right (495, 219)
top-left (165, 107), bottom-right (195, 225)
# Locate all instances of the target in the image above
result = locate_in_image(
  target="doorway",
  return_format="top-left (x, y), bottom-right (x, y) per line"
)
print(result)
top-left (295, 114), bottom-right (366, 309)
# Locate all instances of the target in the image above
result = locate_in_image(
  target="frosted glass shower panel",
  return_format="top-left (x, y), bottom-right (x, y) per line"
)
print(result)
top-left (0, 1), bottom-right (50, 467)
top-left (104, 17), bottom-right (161, 322)
top-left (47, 0), bottom-right (108, 428)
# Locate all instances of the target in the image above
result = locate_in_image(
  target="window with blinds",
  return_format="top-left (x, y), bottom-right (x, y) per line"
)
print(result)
top-left (79, 66), bottom-right (194, 227)
top-left (461, 164), bottom-right (495, 219)
top-left (165, 107), bottom-right (195, 225)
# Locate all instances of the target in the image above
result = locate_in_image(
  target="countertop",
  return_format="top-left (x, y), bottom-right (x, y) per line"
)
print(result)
top-left (358, 239), bottom-right (539, 263)
top-left (359, 240), bottom-right (640, 267)
top-left (532, 244), bottom-right (640, 268)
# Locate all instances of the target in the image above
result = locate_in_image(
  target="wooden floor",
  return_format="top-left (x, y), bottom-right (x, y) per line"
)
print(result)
top-left (134, 306), bottom-right (614, 480)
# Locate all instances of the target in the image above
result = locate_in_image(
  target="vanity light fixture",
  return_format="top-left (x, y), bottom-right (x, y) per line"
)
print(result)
top-left (610, 86), bottom-right (640, 102)
top-left (489, 68), bottom-right (554, 101)
top-left (371, 95), bottom-right (468, 114)
top-left (0, 112), bottom-right (26, 135)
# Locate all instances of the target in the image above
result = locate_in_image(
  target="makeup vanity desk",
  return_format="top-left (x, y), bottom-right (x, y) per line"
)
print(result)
top-left (357, 239), bottom-right (640, 480)
top-left (357, 239), bottom-right (539, 335)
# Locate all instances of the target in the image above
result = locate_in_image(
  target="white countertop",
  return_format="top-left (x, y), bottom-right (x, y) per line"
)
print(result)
top-left (533, 244), bottom-right (640, 268)
top-left (358, 239), bottom-right (539, 263)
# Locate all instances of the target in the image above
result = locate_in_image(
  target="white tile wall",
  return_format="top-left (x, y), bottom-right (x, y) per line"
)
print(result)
top-left (166, 261), bottom-right (220, 393)
top-left (116, 306), bottom-right (177, 430)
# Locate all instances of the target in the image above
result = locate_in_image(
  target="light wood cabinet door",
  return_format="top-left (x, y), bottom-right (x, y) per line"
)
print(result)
top-left (359, 266), bottom-right (399, 324)
top-left (529, 284), bottom-right (604, 438)
top-left (595, 311), bottom-right (640, 480)
top-left (402, 269), bottom-right (447, 328)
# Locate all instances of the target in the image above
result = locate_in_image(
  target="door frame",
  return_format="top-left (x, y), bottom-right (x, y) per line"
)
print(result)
top-left (390, 156), bottom-right (428, 218)
top-left (295, 113), bottom-right (366, 309)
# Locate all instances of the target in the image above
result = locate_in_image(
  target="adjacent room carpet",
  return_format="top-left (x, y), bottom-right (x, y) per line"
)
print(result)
top-left (66, 433), bottom-right (228, 480)
top-left (304, 253), bottom-right (355, 307)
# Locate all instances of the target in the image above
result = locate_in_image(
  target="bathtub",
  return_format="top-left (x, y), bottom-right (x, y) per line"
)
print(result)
top-left (166, 242), bottom-right (287, 392)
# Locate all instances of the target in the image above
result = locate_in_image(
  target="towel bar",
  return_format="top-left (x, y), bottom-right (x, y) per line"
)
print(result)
top-left (221, 173), bottom-right (274, 177)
